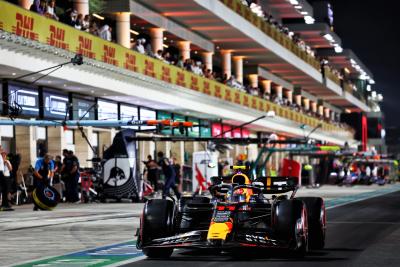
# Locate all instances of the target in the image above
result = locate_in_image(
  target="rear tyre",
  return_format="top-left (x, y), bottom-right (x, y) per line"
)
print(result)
top-left (272, 199), bottom-right (308, 257)
top-left (297, 197), bottom-right (326, 249)
top-left (139, 199), bottom-right (175, 258)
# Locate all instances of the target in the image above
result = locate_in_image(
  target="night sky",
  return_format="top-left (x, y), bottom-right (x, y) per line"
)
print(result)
top-left (317, 0), bottom-right (400, 128)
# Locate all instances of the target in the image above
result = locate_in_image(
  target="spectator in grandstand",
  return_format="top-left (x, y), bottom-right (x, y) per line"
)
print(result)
top-left (192, 61), bottom-right (203, 76)
top-left (45, 0), bottom-right (59, 20)
top-left (30, 0), bottom-right (46, 15)
top-left (221, 73), bottom-right (228, 84)
top-left (134, 38), bottom-right (146, 54)
top-left (74, 13), bottom-right (84, 30)
top-left (183, 58), bottom-right (192, 71)
top-left (204, 69), bottom-right (213, 79)
top-left (89, 21), bottom-right (99, 36)
top-left (81, 15), bottom-right (91, 32)
top-left (62, 9), bottom-right (78, 27)
top-left (176, 56), bottom-right (184, 68)
top-left (155, 49), bottom-right (163, 60)
top-left (99, 25), bottom-right (112, 41)
top-left (162, 51), bottom-right (171, 64)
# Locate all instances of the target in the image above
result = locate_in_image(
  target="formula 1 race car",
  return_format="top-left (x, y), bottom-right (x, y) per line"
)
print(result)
top-left (136, 166), bottom-right (326, 258)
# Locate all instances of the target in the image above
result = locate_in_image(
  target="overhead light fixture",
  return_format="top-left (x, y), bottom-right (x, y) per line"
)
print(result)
top-left (369, 79), bottom-right (375, 84)
top-left (323, 33), bottom-right (334, 41)
top-left (163, 44), bottom-right (169, 48)
top-left (92, 13), bottom-right (105, 20)
top-left (290, 0), bottom-right (299, 5)
top-left (294, 5), bottom-right (302, 9)
top-left (304, 16), bottom-right (315, 24)
top-left (163, 37), bottom-right (167, 40)
top-left (334, 45), bottom-right (343, 53)
top-left (366, 85), bottom-right (371, 91)
top-left (11, 72), bottom-right (16, 76)
top-left (130, 29), bottom-right (139, 35)
top-left (300, 11), bottom-right (308, 15)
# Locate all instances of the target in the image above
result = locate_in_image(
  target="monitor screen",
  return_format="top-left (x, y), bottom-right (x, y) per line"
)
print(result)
top-left (43, 90), bottom-right (69, 119)
top-left (8, 84), bottom-right (39, 117)
top-left (72, 97), bottom-right (95, 120)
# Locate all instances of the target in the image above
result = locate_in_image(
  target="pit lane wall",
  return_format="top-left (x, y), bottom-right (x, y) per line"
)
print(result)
top-left (0, 0), bottom-right (350, 136)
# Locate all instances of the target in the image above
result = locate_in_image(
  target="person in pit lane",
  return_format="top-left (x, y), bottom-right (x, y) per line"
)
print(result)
top-left (33, 154), bottom-right (54, 211)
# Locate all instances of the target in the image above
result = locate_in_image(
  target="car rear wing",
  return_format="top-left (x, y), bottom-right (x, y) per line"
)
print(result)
top-left (255, 176), bottom-right (299, 194)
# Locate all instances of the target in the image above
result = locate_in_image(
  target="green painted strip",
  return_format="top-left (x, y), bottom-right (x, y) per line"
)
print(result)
top-left (14, 241), bottom-right (143, 267)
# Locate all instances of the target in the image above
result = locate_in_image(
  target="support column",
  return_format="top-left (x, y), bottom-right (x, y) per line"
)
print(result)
top-left (295, 94), bottom-right (302, 106)
top-left (318, 105), bottom-right (324, 116)
top-left (15, 126), bottom-right (37, 174)
top-left (233, 56), bottom-right (244, 83)
top-left (324, 108), bottom-right (330, 119)
top-left (47, 127), bottom-right (67, 157)
top-left (98, 130), bottom-right (112, 158)
top-left (73, 0), bottom-right (89, 16)
top-left (150, 28), bottom-right (164, 54)
top-left (303, 98), bottom-right (310, 110)
top-left (261, 80), bottom-right (271, 95)
top-left (202, 52), bottom-right (213, 72)
top-left (331, 111), bottom-right (335, 121)
top-left (286, 90), bottom-right (293, 103)
top-left (275, 85), bottom-right (283, 99)
top-left (75, 127), bottom-right (93, 168)
top-left (248, 74), bottom-right (258, 88)
top-left (221, 50), bottom-right (232, 79)
top-left (178, 41), bottom-right (191, 60)
top-left (19, 0), bottom-right (32, 9)
top-left (116, 12), bottom-right (131, 48)
top-left (311, 101), bottom-right (317, 113)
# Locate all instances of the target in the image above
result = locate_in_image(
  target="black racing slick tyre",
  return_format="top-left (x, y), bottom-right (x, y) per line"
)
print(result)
top-left (139, 199), bottom-right (175, 258)
top-left (32, 185), bottom-right (60, 210)
top-left (296, 197), bottom-right (326, 249)
top-left (272, 199), bottom-right (308, 257)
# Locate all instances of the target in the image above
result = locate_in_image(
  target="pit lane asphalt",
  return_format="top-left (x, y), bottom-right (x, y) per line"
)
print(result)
top-left (123, 191), bottom-right (400, 267)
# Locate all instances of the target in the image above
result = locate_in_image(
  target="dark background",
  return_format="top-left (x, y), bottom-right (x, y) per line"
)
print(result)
top-left (309, 0), bottom-right (400, 128)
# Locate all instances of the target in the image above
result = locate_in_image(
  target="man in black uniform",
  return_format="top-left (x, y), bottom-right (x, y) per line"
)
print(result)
top-left (157, 151), bottom-right (180, 199)
top-left (62, 150), bottom-right (80, 203)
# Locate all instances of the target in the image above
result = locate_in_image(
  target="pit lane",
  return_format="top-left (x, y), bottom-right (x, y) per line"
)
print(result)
top-left (122, 190), bottom-right (400, 267)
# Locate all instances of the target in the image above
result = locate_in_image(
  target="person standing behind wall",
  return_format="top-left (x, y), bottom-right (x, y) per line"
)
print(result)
top-left (144, 155), bottom-right (159, 192)
top-left (157, 151), bottom-right (180, 199)
top-left (62, 150), bottom-right (80, 203)
top-left (33, 154), bottom-right (54, 211)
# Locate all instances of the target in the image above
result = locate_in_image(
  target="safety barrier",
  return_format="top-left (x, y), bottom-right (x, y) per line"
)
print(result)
top-left (0, 0), bottom-right (351, 136)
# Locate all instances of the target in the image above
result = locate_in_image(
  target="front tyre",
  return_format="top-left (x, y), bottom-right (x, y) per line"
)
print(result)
top-left (297, 197), bottom-right (326, 249)
top-left (272, 199), bottom-right (308, 257)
